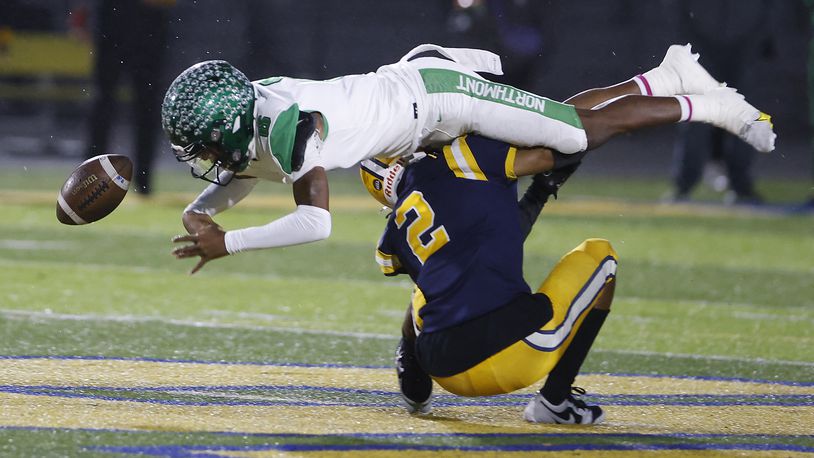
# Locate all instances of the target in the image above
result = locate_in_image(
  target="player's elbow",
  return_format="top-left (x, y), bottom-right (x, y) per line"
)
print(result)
top-left (301, 205), bottom-right (332, 241)
top-left (313, 214), bottom-right (332, 241)
top-left (313, 225), bottom-right (331, 241)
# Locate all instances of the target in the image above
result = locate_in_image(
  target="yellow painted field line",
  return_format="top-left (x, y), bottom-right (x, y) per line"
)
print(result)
top-left (1, 392), bottom-right (812, 436)
top-left (2, 359), bottom-right (812, 395)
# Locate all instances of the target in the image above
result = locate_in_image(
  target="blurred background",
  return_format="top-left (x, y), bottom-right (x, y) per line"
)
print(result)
top-left (0, 0), bottom-right (811, 205)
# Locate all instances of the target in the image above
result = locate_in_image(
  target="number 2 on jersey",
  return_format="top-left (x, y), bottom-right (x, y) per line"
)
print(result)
top-left (394, 191), bottom-right (450, 264)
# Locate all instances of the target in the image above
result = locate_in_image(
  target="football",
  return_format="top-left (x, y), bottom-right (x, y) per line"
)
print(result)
top-left (56, 154), bottom-right (133, 225)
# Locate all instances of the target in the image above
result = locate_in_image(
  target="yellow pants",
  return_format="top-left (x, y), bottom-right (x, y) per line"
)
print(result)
top-left (424, 238), bottom-right (618, 397)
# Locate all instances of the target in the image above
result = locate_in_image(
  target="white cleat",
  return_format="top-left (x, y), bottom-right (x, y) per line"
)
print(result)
top-left (523, 389), bottom-right (605, 425)
top-left (743, 112), bottom-right (776, 153)
top-left (702, 87), bottom-right (776, 153)
top-left (659, 43), bottom-right (724, 95)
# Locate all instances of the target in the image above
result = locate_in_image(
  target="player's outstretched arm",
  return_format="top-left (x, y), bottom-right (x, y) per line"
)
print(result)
top-left (218, 167), bottom-right (331, 254)
top-left (172, 169), bottom-right (331, 274)
top-left (513, 147), bottom-right (554, 177)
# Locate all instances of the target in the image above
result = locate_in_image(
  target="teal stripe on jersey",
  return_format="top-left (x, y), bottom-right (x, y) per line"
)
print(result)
top-left (418, 68), bottom-right (583, 129)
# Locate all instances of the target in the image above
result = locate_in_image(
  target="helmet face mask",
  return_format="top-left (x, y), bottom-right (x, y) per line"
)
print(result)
top-left (162, 60), bottom-right (255, 186)
top-left (171, 143), bottom-right (234, 186)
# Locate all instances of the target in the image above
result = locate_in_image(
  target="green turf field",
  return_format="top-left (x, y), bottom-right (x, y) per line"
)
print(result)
top-left (0, 165), bottom-right (812, 456)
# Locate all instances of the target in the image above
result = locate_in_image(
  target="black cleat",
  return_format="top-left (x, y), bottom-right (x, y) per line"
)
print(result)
top-left (395, 338), bottom-right (433, 413)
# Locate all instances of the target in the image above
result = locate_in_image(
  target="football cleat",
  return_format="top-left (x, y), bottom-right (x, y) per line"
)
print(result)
top-left (743, 112), bottom-right (776, 153)
top-left (524, 387), bottom-right (605, 425)
top-left (395, 338), bottom-right (433, 414)
top-left (658, 43), bottom-right (724, 95)
top-left (702, 87), bottom-right (776, 153)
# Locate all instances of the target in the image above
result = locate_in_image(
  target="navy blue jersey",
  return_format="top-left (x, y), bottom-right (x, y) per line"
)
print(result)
top-left (376, 135), bottom-right (531, 333)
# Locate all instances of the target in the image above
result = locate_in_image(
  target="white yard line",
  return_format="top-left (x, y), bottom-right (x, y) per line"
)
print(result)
top-left (0, 308), bottom-right (396, 340)
top-left (593, 348), bottom-right (814, 368)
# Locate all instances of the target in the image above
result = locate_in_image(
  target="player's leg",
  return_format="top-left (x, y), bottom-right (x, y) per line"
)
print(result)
top-left (428, 239), bottom-right (617, 425)
top-left (522, 238), bottom-right (617, 425)
top-left (578, 95), bottom-right (680, 147)
top-left (633, 43), bottom-right (724, 97)
top-left (531, 269), bottom-right (614, 419)
top-left (578, 89), bottom-right (775, 153)
top-left (416, 44), bottom-right (774, 155)
top-left (395, 291), bottom-right (433, 414)
top-left (549, 44), bottom-right (723, 111)
top-left (564, 81), bottom-right (641, 110)
top-left (434, 72), bottom-right (771, 156)
top-left (575, 42), bottom-right (773, 153)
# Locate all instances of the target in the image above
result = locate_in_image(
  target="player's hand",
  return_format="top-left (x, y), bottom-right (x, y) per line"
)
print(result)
top-left (182, 211), bottom-right (221, 235)
top-left (171, 225), bottom-right (228, 274)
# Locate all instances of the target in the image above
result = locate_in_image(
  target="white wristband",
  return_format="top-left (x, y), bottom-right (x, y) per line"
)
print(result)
top-left (224, 205), bottom-right (331, 254)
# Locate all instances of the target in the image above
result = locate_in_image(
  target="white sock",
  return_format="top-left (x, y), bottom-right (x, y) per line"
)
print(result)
top-left (631, 74), bottom-right (653, 96)
top-left (674, 95), bottom-right (693, 122)
top-left (680, 94), bottom-right (723, 125)
top-left (635, 67), bottom-right (678, 97)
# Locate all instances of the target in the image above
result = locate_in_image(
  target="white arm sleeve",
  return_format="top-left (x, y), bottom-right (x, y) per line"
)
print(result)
top-left (184, 173), bottom-right (259, 216)
top-left (223, 205), bottom-right (331, 254)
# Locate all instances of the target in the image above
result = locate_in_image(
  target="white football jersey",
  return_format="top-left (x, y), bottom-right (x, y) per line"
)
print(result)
top-left (241, 44), bottom-right (587, 183)
top-left (244, 68), bottom-right (420, 183)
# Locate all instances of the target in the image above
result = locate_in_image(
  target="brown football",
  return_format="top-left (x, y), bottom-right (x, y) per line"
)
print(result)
top-left (56, 154), bottom-right (133, 225)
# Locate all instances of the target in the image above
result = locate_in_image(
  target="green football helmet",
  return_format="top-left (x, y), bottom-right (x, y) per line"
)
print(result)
top-left (161, 60), bottom-right (256, 185)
